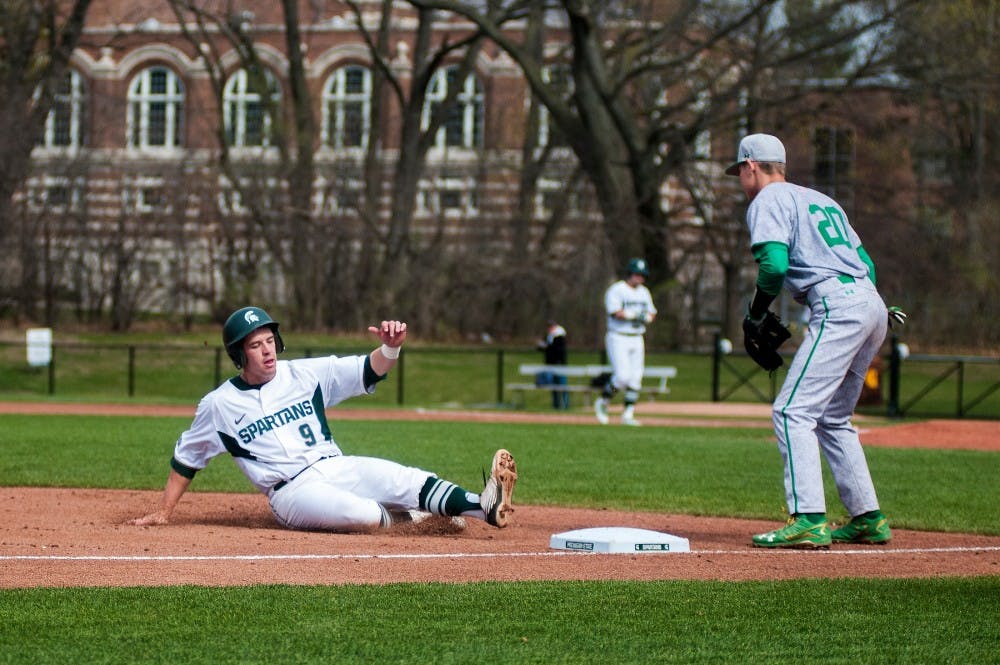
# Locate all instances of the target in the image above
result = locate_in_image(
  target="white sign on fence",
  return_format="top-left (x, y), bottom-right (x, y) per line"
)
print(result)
top-left (26, 328), bottom-right (53, 367)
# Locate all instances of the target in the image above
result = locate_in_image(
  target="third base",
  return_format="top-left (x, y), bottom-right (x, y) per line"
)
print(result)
top-left (549, 526), bottom-right (690, 553)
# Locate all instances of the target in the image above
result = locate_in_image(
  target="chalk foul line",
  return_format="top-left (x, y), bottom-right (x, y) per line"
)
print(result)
top-left (3, 545), bottom-right (999, 562)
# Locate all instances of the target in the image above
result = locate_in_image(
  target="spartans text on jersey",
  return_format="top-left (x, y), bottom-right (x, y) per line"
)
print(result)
top-left (237, 399), bottom-right (315, 444)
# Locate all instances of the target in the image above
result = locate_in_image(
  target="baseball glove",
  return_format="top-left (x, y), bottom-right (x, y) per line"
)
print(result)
top-left (743, 311), bottom-right (791, 372)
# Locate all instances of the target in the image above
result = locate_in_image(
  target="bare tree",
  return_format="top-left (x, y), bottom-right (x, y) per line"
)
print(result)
top-left (14, 153), bottom-right (94, 326)
top-left (0, 0), bottom-right (93, 320)
top-left (403, 0), bottom-right (914, 341)
top-left (342, 1), bottom-right (491, 321)
top-left (163, 0), bottom-right (330, 326)
top-left (888, 0), bottom-right (1000, 347)
top-left (166, 1), bottom-right (500, 330)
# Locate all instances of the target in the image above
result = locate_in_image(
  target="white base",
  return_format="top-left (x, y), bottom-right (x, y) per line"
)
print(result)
top-left (549, 526), bottom-right (690, 553)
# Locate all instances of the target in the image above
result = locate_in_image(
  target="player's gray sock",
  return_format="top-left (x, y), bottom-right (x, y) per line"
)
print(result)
top-left (419, 477), bottom-right (479, 516)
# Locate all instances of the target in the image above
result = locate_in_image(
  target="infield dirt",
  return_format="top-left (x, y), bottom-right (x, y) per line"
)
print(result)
top-left (1, 401), bottom-right (997, 588)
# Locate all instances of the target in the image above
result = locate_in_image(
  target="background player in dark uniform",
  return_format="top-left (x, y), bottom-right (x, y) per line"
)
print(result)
top-left (537, 320), bottom-right (569, 410)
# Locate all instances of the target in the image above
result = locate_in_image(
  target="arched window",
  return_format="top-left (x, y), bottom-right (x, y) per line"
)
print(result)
top-left (424, 67), bottom-right (483, 149)
top-left (322, 65), bottom-right (371, 149)
top-left (42, 69), bottom-right (85, 148)
top-left (127, 66), bottom-right (183, 148)
top-left (223, 67), bottom-right (281, 147)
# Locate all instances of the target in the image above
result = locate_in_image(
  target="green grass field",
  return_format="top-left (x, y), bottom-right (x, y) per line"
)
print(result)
top-left (1, 414), bottom-right (998, 663)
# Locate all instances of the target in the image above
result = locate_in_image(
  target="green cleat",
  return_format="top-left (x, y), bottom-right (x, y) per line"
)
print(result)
top-left (832, 512), bottom-right (892, 544)
top-left (752, 515), bottom-right (831, 549)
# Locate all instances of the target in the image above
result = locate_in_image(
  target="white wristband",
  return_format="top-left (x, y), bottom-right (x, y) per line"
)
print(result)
top-left (380, 344), bottom-right (400, 359)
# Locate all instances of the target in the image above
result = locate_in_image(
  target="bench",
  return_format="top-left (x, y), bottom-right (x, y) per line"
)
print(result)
top-left (508, 363), bottom-right (677, 407)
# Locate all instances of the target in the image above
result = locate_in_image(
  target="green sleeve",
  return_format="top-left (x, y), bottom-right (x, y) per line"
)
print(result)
top-left (857, 245), bottom-right (876, 285)
top-left (747, 242), bottom-right (788, 319)
top-left (751, 242), bottom-right (789, 296)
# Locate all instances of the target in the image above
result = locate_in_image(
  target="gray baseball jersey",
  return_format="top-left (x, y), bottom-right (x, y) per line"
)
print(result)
top-left (747, 182), bottom-right (869, 302)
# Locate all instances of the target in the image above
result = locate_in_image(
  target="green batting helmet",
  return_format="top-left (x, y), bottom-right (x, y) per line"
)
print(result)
top-left (625, 257), bottom-right (649, 277)
top-left (222, 306), bottom-right (285, 369)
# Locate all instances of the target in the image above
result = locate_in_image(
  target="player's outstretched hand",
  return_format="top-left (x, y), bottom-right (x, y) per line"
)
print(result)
top-left (128, 511), bottom-right (170, 526)
top-left (368, 320), bottom-right (408, 348)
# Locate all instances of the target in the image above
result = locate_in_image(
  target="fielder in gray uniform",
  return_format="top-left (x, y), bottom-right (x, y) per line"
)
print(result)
top-left (727, 133), bottom-right (892, 549)
top-left (595, 258), bottom-right (657, 426)
top-left (130, 306), bottom-right (517, 533)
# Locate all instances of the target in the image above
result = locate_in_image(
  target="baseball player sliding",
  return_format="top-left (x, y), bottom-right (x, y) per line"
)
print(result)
top-left (595, 258), bottom-right (657, 426)
top-left (130, 306), bottom-right (517, 532)
top-left (728, 133), bottom-right (894, 549)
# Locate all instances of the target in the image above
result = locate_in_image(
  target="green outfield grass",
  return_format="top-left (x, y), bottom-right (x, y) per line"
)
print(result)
top-left (1, 415), bottom-right (997, 664)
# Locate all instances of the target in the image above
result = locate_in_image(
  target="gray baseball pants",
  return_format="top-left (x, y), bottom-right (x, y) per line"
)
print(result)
top-left (773, 275), bottom-right (888, 517)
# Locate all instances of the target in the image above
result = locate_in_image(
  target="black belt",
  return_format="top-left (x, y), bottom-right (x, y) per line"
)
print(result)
top-left (271, 456), bottom-right (332, 493)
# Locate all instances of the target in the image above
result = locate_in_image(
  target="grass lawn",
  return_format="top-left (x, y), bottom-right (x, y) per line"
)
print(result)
top-left (0, 387), bottom-right (996, 663)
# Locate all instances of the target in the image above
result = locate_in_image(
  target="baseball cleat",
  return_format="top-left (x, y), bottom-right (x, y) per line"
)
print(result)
top-left (481, 448), bottom-right (517, 528)
top-left (832, 512), bottom-right (892, 544)
top-left (594, 397), bottom-right (610, 425)
top-left (752, 515), bottom-right (831, 549)
top-left (621, 415), bottom-right (641, 426)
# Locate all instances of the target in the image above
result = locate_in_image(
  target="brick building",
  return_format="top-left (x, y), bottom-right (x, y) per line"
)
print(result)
top-left (24, 1), bottom-right (617, 333)
top-left (19, 1), bottom-right (932, 346)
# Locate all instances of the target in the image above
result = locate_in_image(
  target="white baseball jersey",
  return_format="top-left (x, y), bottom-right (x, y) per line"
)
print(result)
top-left (603, 280), bottom-right (656, 396)
top-left (604, 280), bottom-right (656, 335)
top-left (172, 355), bottom-right (370, 494)
top-left (747, 182), bottom-right (869, 302)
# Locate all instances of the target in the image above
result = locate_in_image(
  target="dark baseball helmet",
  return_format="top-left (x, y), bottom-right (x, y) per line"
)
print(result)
top-left (625, 257), bottom-right (649, 277)
top-left (222, 306), bottom-right (285, 369)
